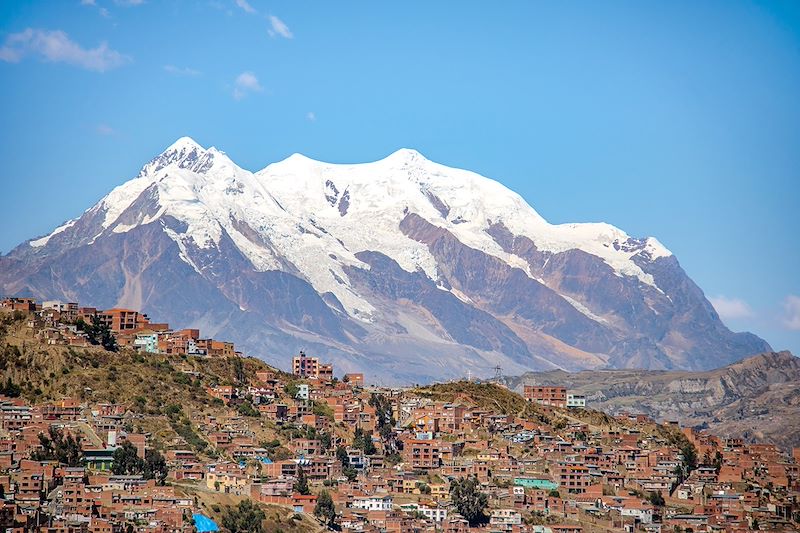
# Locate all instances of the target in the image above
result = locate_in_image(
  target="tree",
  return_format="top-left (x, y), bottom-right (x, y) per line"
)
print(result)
top-left (336, 446), bottom-right (349, 468)
top-left (713, 450), bottom-right (724, 473)
top-left (221, 499), bottom-right (265, 533)
top-left (314, 490), bottom-right (336, 529)
top-left (284, 382), bottom-right (300, 398)
top-left (31, 426), bottom-right (82, 466)
top-left (76, 317), bottom-right (117, 352)
top-left (648, 491), bottom-right (665, 507)
top-left (319, 432), bottom-right (332, 450)
top-left (233, 357), bottom-right (247, 385)
top-left (450, 475), bottom-right (488, 526)
top-left (0, 377), bottom-right (21, 397)
top-left (343, 466), bottom-right (358, 482)
top-left (237, 400), bottom-right (260, 417)
top-left (112, 441), bottom-right (144, 475)
top-left (369, 393), bottom-right (397, 454)
top-left (352, 427), bottom-right (376, 455)
top-left (144, 449), bottom-right (168, 485)
top-left (294, 466), bottom-right (310, 495)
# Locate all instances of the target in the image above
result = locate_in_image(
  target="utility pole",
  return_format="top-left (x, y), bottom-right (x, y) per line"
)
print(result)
top-left (493, 365), bottom-right (502, 381)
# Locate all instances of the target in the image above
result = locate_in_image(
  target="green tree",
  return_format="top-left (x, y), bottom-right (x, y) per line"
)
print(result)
top-left (314, 490), bottom-right (336, 529)
top-left (343, 466), bottom-right (358, 482)
top-left (221, 499), bottom-right (266, 533)
top-left (76, 316), bottom-right (117, 352)
top-left (369, 393), bottom-right (397, 454)
top-left (237, 400), bottom-right (260, 417)
top-left (112, 441), bottom-right (144, 475)
top-left (31, 426), bottom-right (82, 466)
top-left (713, 450), bottom-right (724, 473)
top-left (648, 491), bottom-right (665, 507)
top-left (352, 427), bottom-right (376, 455)
top-left (450, 476), bottom-right (488, 526)
top-left (336, 446), bottom-right (349, 468)
top-left (319, 432), bottom-right (332, 450)
top-left (0, 377), bottom-right (22, 397)
top-left (294, 466), bottom-right (310, 495)
top-left (233, 357), bottom-right (247, 385)
top-left (284, 382), bottom-right (300, 398)
top-left (144, 449), bottom-right (168, 485)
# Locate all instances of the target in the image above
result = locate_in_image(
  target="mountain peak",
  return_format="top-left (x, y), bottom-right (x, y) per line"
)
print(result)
top-left (139, 136), bottom-right (238, 179)
top-left (384, 148), bottom-right (427, 164)
top-left (165, 136), bottom-right (205, 153)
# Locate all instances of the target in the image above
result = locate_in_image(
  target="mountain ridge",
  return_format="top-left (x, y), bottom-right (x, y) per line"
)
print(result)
top-left (501, 350), bottom-right (800, 449)
top-left (0, 137), bottom-right (771, 382)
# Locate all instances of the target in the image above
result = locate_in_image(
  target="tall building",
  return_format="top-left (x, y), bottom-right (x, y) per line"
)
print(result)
top-left (292, 351), bottom-right (333, 381)
top-left (523, 386), bottom-right (567, 408)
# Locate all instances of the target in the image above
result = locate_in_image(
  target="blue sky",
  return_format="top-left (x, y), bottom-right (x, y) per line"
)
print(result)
top-left (1, 0), bottom-right (798, 356)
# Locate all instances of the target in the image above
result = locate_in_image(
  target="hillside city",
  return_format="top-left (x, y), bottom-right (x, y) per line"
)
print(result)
top-left (0, 297), bottom-right (798, 532)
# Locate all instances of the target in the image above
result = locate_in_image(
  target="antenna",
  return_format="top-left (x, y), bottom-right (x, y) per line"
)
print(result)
top-left (493, 365), bottom-right (502, 381)
top-left (466, 369), bottom-right (472, 382)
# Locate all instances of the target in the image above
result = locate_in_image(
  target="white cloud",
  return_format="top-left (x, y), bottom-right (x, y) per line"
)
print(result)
top-left (268, 15), bottom-right (293, 39)
top-left (235, 0), bottom-right (255, 13)
top-left (0, 28), bottom-right (130, 72)
top-left (81, 0), bottom-right (111, 18)
top-left (781, 295), bottom-right (800, 330)
top-left (164, 64), bottom-right (201, 76)
top-left (306, 111), bottom-right (316, 122)
top-left (709, 295), bottom-right (754, 320)
top-left (95, 124), bottom-right (115, 136)
top-left (233, 71), bottom-right (262, 100)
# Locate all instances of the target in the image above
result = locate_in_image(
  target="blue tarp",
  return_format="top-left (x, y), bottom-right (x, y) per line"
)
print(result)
top-left (193, 514), bottom-right (219, 532)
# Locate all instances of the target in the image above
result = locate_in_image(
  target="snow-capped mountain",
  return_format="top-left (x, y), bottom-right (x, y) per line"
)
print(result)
top-left (0, 137), bottom-right (770, 382)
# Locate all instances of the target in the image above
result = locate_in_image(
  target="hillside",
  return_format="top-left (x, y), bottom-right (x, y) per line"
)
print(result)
top-left (0, 137), bottom-right (770, 383)
top-left (412, 380), bottom-right (682, 442)
top-left (0, 309), bottom-right (297, 454)
top-left (503, 351), bottom-right (800, 449)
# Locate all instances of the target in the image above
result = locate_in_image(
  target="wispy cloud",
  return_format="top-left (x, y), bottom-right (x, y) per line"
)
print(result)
top-left (114, 0), bottom-right (144, 6)
top-left (0, 28), bottom-right (130, 72)
top-left (80, 0), bottom-right (111, 18)
top-left (234, 0), bottom-right (256, 14)
top-left (268, 15), bottom-right (293, 39)
top-left (781, 295), bottom-right (800, 330)
top-left (709, 295), bottom-right (754, 320)
top-left (95, 124), bottom-right (115, 136)
top-left (233, 71), bottom-right (262, 100)
top-left (306, 111), bottom-right (316, 122)
top-left (164, 64), bottom-right (201, 76)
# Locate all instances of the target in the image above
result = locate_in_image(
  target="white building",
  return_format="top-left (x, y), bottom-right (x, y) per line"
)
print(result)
top-left (566, 393), bottom-right (586, 408)
top-left (296, 383), bottom-right (309, 400)
top-left (490, 509), bottom-right (523, 527)
top-left (352, 495), bottom-right (393, 511)
top-left (400, 503), bottom-right (448, 522)
top-left (621, 502), bottom-right (653, 524)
